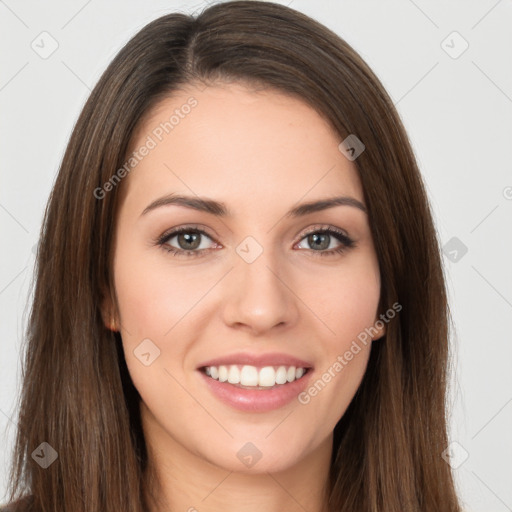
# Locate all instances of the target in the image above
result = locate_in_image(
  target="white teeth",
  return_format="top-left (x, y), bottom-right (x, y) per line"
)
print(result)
top-left (240, 365), bottom-right (259, 386)
top-left (258, 366), bottom-right (275, 387)
top-left (286, 366), bottom-right (296, 382)
top-left (203, 364), bottom-right (308, 387)
top-left (275, 366), bottom-right (287, 385)
top-left (218, 365), bottom-right (228, 382)
top-left (227, 365), bottom-right (240, 384)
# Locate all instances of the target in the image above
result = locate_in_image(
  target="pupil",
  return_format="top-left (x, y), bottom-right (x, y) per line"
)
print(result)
top-left (310, 233), bottom-right (329, 250)
top-left (178, 232), bottom-right (200, 250)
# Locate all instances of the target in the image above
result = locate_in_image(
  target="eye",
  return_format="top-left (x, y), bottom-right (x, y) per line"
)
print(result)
top-left (295, 226), bottom-right (355, 257)
top-left (155, 224), bottom-right (355, 258)
top-left (156, 226), bottom-right (219, 258)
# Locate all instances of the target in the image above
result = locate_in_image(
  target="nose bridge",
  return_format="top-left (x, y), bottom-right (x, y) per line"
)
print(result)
top-left (222, 235), bottom-right (298, 332)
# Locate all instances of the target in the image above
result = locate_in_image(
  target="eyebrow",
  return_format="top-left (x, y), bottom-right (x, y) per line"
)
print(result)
top-left (140, 193), bottom-right (367, 218)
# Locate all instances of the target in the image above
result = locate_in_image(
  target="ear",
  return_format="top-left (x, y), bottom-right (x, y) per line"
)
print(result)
top-left (371, 315), bottom-right (387, 341)
top-left (100, 287), bottom-right (118, 332)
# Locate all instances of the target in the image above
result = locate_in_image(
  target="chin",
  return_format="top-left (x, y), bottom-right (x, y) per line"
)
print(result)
top-left (199, 436), bottom-right (310, 475)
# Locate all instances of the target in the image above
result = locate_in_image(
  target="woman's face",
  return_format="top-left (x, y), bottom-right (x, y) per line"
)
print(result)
top-left (108, 82), bottom-right (384, 474)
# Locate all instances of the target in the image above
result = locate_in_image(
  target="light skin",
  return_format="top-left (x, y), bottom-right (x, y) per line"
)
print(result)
top-left (103, 82), bottom-right (385, 512)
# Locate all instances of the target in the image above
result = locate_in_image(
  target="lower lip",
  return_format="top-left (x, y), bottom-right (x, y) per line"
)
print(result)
top-left (198, 369), bottom-right (313, 412)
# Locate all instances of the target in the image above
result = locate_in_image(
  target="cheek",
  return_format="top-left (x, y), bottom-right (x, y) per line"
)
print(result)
top-left (112, 244), bottom-right (194, 413)
top-left (113, 238), bottom-right (211, 340)
top-left (112, 238), bottom-right (223, 401)
top-left (294, 255), bottom-right (379, 422)
top-left (304, 255), bottom-right (381, 347)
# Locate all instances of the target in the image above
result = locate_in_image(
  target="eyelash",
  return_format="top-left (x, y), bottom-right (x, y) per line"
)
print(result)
top-left (155, 224), bottom-right (356, 259)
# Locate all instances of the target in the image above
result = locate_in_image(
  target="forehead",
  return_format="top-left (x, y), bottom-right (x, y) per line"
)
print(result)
top-left (121, 82), bottom-right (364, 216)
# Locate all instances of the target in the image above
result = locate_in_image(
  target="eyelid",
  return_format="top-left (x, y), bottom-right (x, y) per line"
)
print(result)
top-left (156, 224), bottom-right (219, 244)
top-left (294, 223), bottom-right (351, 241)
top-left (156, 223), bottom-right (351, 245)
top-left (155, 222), bottom-right (355, 258)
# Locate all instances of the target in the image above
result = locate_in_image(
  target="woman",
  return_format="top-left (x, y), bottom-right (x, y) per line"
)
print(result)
top-left (4, 1), bottom-right (462, 511)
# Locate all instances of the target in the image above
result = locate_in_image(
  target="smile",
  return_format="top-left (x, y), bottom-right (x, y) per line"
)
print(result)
top-left (198, 364), bottom-right (313, 412)
top-left (202, 364), bottom-right (308, 388)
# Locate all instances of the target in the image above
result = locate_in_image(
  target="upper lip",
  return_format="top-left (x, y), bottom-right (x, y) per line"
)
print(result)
top-left (197, 352), bottom-right (314, 370)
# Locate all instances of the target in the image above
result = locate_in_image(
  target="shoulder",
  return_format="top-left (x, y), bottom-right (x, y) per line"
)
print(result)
top-left (0, 495), bottom-right (34, 512)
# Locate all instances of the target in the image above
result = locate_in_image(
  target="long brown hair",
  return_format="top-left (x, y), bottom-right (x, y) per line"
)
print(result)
top-left (5, 2), bottom-right (461, 511)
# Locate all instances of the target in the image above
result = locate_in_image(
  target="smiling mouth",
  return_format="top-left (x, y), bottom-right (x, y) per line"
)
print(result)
top-left (200, 364), bottom-right (310, 389)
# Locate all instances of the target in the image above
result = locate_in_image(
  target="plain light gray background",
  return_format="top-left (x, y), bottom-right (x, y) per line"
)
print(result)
top-left (1, 1), bottom-right (511, 510)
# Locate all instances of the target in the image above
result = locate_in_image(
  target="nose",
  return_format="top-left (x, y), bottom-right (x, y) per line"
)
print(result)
top-left (221, 247), bottom-right (300, 335)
